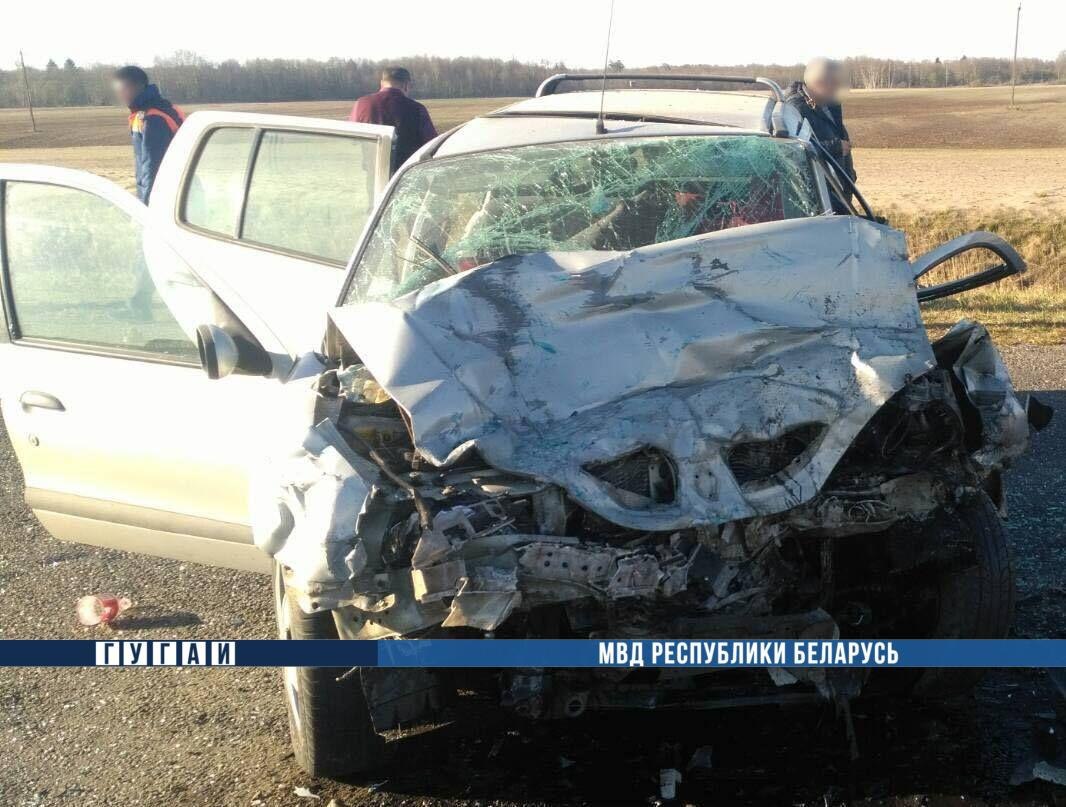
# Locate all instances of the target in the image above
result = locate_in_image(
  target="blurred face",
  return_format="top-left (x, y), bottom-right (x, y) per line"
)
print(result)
top-left (807, 70), bottom-right (841, 105)
top-left (113, 79), bottom-right (141, 107)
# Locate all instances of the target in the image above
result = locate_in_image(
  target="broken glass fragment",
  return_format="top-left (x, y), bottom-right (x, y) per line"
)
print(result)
top-left (348, 135), bottom-right (822, 303)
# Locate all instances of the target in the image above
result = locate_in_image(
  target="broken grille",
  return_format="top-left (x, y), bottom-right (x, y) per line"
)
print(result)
top-left (584, 448), bottom-right (677, 505)
top-left (726, 424), bottom-right (825, 485)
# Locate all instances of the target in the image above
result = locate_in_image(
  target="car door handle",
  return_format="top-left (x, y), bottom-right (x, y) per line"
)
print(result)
top-left (19, 391), bottom-right (65, 412)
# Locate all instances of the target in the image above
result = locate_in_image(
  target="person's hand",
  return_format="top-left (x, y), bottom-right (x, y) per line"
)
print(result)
top-left (841, 140), bottom-right (852, 157)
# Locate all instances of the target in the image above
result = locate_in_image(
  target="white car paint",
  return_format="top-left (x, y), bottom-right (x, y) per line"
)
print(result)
top-left (149, 111), bottom-right (393, 357)
top-left (0, 89), bottom-right (1023, 578)
top-left (0, 110), bottom-right (392, 571)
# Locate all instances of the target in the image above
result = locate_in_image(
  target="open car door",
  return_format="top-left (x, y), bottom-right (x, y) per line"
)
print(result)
top-left (149, 111), bottom-right (393, 356)
top-left (0, 165), bottom-right (308, 572)
top-left (911, 230), bottom-right (1026, 302)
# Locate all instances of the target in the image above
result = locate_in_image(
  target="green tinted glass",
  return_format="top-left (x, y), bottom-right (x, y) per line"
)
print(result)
top-left (183, 127), bottom-right (254, 237)
top-left (347, 135), bottom-right (822, 304)
top-left (6, 182), bottom-right (200, 362)
top-left (242, 130), bottom-right (378, 263)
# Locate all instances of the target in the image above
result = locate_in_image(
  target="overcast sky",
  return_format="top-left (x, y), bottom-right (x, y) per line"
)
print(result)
top-left (3, 0), bottom-right (1063, 70)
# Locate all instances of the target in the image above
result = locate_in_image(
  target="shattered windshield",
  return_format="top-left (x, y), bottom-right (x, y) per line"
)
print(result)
top-left (346, 135), bottom-right (823, 304)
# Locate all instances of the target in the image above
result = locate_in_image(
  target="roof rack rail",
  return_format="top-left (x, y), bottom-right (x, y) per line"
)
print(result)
top-left (535, 73), bottom-right (786, 103)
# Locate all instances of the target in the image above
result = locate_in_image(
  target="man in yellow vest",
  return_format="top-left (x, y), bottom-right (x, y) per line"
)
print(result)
top-left (112, 66), bottom-right (185, 317)
top-left (113, 66), bottom-right (184, 203)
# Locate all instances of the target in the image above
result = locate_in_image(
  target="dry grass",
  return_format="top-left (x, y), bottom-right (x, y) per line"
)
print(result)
top-left (888, 207), bottom-right (1066, 344)
top-left (922, 287), bottom-right (1066, 346)
top-left (892, 208), bottom-right (1066, 287)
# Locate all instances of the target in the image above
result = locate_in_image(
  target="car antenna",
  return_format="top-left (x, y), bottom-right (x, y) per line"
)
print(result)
top-left (595, 0), bottom-right (616, 134)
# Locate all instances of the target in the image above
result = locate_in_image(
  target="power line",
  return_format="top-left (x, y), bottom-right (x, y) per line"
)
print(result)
top-left (1010, 2), bottom-right (1022, 108)
top-left (19, 50), bottom-right (38, 132)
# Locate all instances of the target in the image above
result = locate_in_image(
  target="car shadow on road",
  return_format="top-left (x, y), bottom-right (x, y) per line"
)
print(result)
top-left (321, 673), bottom-right (1063, 805)
top-left (108, 604), bottom-right (202, 630)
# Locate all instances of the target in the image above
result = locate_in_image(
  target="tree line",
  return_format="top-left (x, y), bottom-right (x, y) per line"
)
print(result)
top-left (2, 51), bottom-right (1065, 108)
top-left (649, 54), bottom-right (1066, 91)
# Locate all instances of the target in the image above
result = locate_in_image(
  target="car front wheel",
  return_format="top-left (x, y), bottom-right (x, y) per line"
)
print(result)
top-left (910, 492), bottom-right (1015, 696)
top-left (273, 563), bottom-right (385, 777)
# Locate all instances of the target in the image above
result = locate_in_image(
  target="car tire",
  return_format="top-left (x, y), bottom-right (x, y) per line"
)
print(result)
top-left (273, 563), bottom-right (385, 777)
top-left (911, 492), bottom-right (1014, 697)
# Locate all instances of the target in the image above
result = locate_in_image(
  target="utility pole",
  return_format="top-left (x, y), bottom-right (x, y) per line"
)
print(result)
top-left (19, 50), bottom-right (37, 132)
top-left (1010, 2), bottom-right (1022, 108)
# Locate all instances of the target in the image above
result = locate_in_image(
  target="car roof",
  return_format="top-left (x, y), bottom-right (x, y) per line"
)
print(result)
top-left (430, 89), bottom-right (804, 158)
top-left (504, 89), bottom-right (778, 128)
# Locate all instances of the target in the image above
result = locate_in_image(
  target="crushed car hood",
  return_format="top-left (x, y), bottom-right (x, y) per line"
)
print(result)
top-left (331, 216), bottom-right (936, 530)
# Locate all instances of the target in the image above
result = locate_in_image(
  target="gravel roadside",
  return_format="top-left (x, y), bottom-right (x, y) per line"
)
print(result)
top-left (0, 347), bottom-right (1063, 806)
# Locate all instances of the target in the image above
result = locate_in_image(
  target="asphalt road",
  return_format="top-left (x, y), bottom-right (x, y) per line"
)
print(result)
top-left (1, 347), bottom-right (1064, 807)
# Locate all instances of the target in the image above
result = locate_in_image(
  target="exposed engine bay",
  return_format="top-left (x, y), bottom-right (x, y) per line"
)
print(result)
top-left (251, 218), bottom-right (1049, 730)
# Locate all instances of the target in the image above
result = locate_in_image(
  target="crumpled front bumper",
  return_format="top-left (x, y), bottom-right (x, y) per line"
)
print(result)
top-left (251, 317), bottom-right (1036, 641)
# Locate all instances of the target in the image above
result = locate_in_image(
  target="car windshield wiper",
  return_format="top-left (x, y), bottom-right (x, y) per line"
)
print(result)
top-left (409, 235), bottom-right (456, 276)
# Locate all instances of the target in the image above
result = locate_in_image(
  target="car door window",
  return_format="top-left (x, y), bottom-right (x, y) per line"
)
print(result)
top-left (180, 127), bottom-right (379, 266)
top-left (242, 131), bottom-right (377, 264)
top-left (4, 181), bottom-right (201, 363)
top-left (182, 127), bottom-right (255, 237)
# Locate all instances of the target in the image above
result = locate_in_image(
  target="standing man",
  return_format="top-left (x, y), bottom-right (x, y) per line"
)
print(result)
top-left (350, 67), bottom-right (438, 172)
top-left (786, 58), bottom-right (855, 209)
top-left (113, 65), bottom-right (184, 204)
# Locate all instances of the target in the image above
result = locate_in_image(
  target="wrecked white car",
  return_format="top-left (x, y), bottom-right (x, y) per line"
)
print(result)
top-left (0, 74), bottom-right (1050, 777)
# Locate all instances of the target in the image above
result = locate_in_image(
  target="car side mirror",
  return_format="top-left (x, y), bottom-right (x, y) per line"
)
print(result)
top-left (913, 231), bottom-right (1026, 303)
top-left (196, 325), bottom-right (239, 379)
top-left (196, 324), bottom-right (271, 380)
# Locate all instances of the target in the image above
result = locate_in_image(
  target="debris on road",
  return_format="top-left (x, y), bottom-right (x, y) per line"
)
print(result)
top-left (293, 785), bottom-right (320, 800)
top-left (687, 746), bottom-right (713, 771)
top-left (1010, 691), bottom-right (1066, 791)
top-left (658, 742), bottom-right (683, 803)
top-left (75, 593), bottom-right (131, 626)
top-left (658, 767), bottom-right (682, 802)
top-left (1050, 668), bottom-right (1066, 701)
top-left (1012, 759), bottom-right (1066, 787)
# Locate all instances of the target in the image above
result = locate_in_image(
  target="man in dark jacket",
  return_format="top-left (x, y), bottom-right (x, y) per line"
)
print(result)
top-left (785, 58), bottom-right (855, 210)
top-left (350, 67), bottom-right (438, 172)
top-left (113, 66), bottom-right (184, 203)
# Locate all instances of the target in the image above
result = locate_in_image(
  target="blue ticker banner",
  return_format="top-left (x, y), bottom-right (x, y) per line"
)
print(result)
top-left (0, 639), bottom-right (1063, 668)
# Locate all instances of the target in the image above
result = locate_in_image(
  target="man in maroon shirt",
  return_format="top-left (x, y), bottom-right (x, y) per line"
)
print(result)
top-left (350, 67), bottom-right (438, 172)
